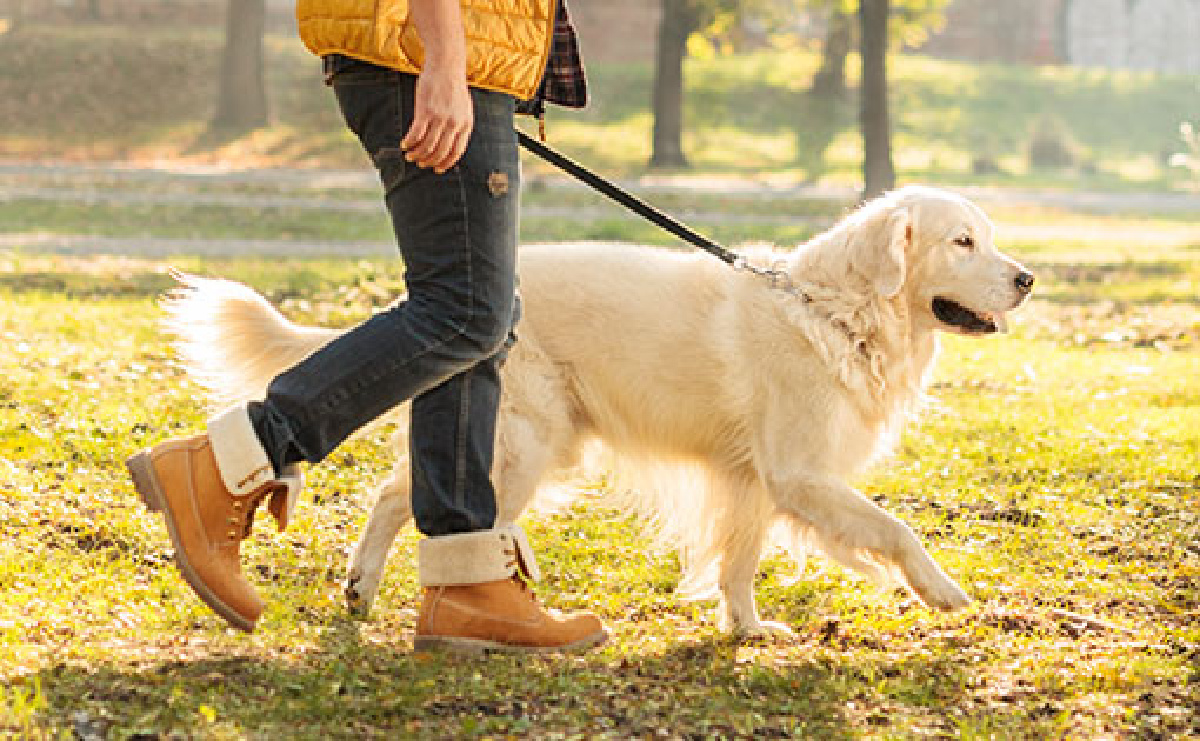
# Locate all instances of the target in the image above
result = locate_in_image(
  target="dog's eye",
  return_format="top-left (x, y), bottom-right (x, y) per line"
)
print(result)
top-left (953, 234), bottom-right (975, 250)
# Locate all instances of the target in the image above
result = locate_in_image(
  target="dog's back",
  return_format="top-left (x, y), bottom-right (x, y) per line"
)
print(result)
top-left (516, 243), bottom-right (768, 457)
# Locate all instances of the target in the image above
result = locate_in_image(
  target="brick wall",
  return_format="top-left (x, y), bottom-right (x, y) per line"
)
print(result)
top-left (922, 0), bottom-right (1065, 65)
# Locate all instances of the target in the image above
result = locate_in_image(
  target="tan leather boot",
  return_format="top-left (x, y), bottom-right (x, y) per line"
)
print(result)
top-left (415, 577), bottom-right (608, 653)
top-left (413, 526), bottom-right (608, 654)
top-left (126, 405), bottom-right (302, 632)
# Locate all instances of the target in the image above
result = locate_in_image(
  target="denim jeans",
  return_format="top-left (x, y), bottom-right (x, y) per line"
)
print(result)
top-left (248, 64), bottom-right (520, 537)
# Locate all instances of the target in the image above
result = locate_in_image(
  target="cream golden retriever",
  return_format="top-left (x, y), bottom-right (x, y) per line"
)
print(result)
top-left (166, 185), bottom-right (1033, 636)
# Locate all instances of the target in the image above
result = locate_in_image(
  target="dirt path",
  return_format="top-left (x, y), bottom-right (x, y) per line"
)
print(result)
top-left (4, 159), bottom-right (1197, 211)
top-left (2, 160), bottom-right (1197, 258)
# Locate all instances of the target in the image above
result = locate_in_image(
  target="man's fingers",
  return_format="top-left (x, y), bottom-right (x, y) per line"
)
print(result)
top-left (403, 115), bottom-right (441, 162)
top-left (409, 121), bottom-right (452, 168)
top-left (401, 116), bottom-right (431, 156)
top-left (404, 116), bottom-right (471, 173)
top-left (431, 126), bottom-right (471, 173)
top-left (448, 127), bottom-right (471, 170)
top-left (400, 113), bottom-right (428, 150)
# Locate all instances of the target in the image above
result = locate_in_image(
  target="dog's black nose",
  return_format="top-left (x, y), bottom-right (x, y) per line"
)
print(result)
top-left (1014, 271), bottom-right (1035, 294)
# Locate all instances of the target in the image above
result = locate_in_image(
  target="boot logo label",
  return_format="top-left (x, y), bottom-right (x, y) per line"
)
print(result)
top-left (237, 465), bottom-right (271, 490)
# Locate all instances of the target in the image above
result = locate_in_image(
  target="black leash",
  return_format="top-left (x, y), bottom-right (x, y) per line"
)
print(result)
top-left (515, 130), bottom-right (806, 298)
top-left (516, 130), bottom-right (742, 267)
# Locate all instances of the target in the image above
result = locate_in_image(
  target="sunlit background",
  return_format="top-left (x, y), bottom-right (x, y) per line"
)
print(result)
top-left (0, 1), bottom-right (1197, 738)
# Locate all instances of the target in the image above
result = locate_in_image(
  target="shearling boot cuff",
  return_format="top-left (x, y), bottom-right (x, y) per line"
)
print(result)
top-left (267, 464), bottom-right (303, 531)
top-left (418, 525), bottom-right (542, 587)
top-left (207, 404), bottom-right (303, 517)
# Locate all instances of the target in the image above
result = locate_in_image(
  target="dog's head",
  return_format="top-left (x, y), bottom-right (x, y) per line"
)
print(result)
top-left (848, 185), bottom-right (1033, 336)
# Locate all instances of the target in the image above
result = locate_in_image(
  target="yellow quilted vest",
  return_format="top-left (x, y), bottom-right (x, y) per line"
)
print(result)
top-left (296, 0), bottom-right (557, 101)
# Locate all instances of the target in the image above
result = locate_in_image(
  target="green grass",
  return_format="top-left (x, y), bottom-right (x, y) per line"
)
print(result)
top-left (1, 22), bottom-right (1197, 190)
top-left (1, 197), bottom-right (1199, 737)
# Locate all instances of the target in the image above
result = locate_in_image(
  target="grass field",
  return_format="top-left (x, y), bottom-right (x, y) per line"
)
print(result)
top-left (1, 185), bottom-right (1199, 738)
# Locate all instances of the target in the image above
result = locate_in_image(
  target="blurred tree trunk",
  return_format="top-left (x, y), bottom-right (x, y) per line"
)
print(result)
top-left (211, 0), bottom-right (268, 134)
top-left (859, 0), bottom-right (895, 199)
top-left (811, 9), bottom-right (853, 97)
top-left (650, 0), bottom-right (699, 169)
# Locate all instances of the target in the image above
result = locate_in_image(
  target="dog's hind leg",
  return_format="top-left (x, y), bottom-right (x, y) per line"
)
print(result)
top-left (766, 472), bottom-right (970, 612)
top-left (346, 461), bottom-right (412, 617)
top-left (343, 385), bottom-right (571, 618)
top-left (493, 412), bottom-right (565, 526)
top-left (715, 529), bottom-right (772, 636)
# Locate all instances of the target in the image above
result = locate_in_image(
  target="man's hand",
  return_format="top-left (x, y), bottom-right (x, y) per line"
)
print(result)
top-left (402, 0), bottom-right (472, 174)
top-left (403, 67), bottom-right (472, 174)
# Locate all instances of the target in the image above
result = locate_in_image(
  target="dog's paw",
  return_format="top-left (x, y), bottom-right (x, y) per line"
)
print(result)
top-left (344, 574), bottom-right (373, 619)
top-left (727, 620), bottom-right (797, 641)
top-left (915, 578), bottom-right (971, 612)
top-left (746, 620), bottom-right (798, 640)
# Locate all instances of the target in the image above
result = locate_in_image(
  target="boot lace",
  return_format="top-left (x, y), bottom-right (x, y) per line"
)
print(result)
top-left (503, 547), bottom-right (538, 602)
top-left (226, 486), bottom-right (276, 543)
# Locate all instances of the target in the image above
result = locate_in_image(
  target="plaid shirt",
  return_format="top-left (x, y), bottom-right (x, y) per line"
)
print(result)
top-left (519, 0), bottom-right (587, 115)
top-left (323, 1), bottom-right (586, 116)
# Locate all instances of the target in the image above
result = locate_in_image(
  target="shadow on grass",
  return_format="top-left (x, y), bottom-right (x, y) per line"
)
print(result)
top-left (27, 615), bottom-right (975, 738)
top-left (0, 258), bottom-right (385, 301)
top-left (184, 124), bottom-right (254, 158)
top-left (0, 271), bottom-right (175, 298)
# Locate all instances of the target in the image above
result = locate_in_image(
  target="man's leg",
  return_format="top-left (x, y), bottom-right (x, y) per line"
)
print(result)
top-left (250, 68), bottom-right (521, 525)
top-left (127, 66), bottom-right (516, 631)
top-left (130, 65), bottom-right (605, 649)
top-left (409, 335), bottom-right (506, 536)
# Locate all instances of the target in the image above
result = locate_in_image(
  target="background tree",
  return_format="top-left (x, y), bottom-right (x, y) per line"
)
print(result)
top-left (857, 0), bottom-right (947, 197)
top-left (649, 0), bottom-right (780, 169)
top-left (210, 0), bottom-right (268, 134)
top-left (650, 0), bottom-right (702, 169)
top-left (811, 3), bottom-right (854, 97)
top-left (811, 0), bottom-right (947, 98)
top-left (859, 0), bottom-right (894, 197)
top-left (648, 0), bottom-right (945, 176)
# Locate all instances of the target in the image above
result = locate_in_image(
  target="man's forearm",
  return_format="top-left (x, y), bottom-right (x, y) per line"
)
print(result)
top-left (410, 0), bottom-right (467, 74)
top-left (402, 0), bottom-right (474, 174)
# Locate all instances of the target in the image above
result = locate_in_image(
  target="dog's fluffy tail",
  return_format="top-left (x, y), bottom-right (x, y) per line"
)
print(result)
top-left (162, 271), bottom-right (342, 407)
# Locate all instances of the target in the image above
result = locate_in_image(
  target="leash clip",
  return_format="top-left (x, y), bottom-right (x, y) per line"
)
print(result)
top-left (733, 258), bottom-right (811, 302)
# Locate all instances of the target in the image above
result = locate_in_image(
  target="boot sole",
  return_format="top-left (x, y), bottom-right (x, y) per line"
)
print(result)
top-left (127, 450), bottom-right (257, 633)
top-left (413, 629), bottom-right (608, 656)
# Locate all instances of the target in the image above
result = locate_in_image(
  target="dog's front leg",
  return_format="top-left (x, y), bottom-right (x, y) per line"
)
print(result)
top-left (765, 471), bottom-right (970, 612)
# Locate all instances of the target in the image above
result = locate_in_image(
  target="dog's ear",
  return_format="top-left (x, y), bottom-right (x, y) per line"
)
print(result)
top-left (874, 207), bottom-right (911, 298)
